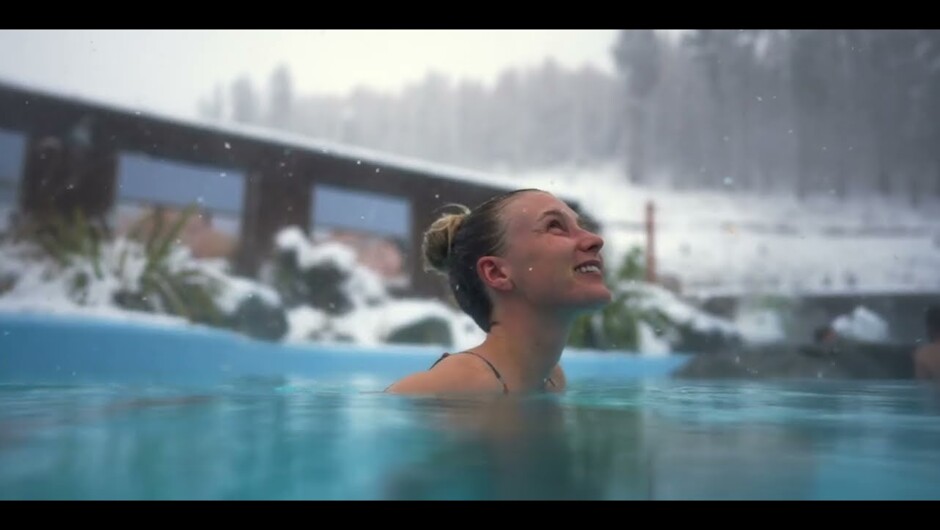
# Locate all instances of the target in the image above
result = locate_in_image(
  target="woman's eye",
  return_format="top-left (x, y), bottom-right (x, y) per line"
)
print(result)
top-left (548, 220), bottom-right (564, 230)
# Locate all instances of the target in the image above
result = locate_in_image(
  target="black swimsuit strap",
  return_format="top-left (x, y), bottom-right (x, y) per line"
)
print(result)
top-left (430, 351), bottom-right (556, 393)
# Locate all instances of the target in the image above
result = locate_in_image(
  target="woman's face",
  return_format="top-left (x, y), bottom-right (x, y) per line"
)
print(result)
top-left (490, 191), bottom-right (611, 313)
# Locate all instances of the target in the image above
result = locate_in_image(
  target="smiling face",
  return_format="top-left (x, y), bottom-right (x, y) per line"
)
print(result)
top-left (480, 190), bottom-right (612, 315)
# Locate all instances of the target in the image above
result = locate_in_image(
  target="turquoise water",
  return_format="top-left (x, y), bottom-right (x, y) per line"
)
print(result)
top-left (2, 314), bottom-right (938, 500)
top-left (2, 378), bottom-right (939, 500)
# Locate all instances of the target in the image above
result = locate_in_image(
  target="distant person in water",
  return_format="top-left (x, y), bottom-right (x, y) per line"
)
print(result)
top-left (814, 324), bottom-right (839, 346)
top-left (385, 189), bottom-right (611, 395)
top-left (914, 305), bottom-right (940, 381)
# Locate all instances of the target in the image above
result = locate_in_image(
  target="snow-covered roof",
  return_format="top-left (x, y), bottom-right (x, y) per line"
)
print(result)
top-left (0, 78), bottom-right (517, 192)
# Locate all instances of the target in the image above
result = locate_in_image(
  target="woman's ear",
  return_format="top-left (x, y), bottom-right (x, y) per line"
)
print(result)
top-left (477, 256), bottom-right (513, 292)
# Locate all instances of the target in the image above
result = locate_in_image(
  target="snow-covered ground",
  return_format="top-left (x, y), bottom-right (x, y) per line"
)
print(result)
top-left (498, 163), bottom-right (940, 298)
top-left (3, 161), bottom-right (936, 353)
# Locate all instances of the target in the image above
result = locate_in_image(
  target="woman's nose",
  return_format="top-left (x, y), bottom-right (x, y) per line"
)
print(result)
top-left (578, 229), bottom-right (604, 253)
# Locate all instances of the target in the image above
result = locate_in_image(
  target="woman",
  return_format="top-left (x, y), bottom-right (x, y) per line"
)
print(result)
top-left (386, 188), bottom-right (611, 395)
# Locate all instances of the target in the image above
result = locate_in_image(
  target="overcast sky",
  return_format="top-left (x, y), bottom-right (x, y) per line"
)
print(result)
top-left (0, 30), bottom-right (623, 119)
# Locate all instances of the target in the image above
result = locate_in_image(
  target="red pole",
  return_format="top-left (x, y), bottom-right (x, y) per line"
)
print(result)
top-left (645, 200), bottom-right (656, 284)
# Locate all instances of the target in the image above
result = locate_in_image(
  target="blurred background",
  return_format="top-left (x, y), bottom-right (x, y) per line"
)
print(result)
top-left (0, 30), bottom-right (938, 375)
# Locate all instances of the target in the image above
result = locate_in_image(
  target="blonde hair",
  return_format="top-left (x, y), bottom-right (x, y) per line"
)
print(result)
top-left (422, 203), bottom-right (470, 275)
top-left (421, 190), bottom-right (539, 332)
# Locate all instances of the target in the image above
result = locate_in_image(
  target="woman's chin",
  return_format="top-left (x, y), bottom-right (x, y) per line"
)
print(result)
top-left (591, 292), bottom-right (613, 308)
top-left (572, 287), bottom-right (613, 310)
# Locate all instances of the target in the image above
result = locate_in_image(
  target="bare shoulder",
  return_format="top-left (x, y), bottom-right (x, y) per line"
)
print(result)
top-left (548, 363), bottom-right (567, 392)
top-left (385, 354), bottom-right (502, 395)
top-left (384, 371), bottom-right (446, 394)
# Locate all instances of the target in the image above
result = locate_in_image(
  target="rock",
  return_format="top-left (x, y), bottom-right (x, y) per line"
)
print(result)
top-left (386, 316), bottom-right (452, 346)
top-left (672, 322), bottom-right (744, 355)
top-left (673, 340), bottom-right (916, 380)
top-left (271, 249), bottom-right (354, 315)
top-left (225, 294), bottom-right (288, 341)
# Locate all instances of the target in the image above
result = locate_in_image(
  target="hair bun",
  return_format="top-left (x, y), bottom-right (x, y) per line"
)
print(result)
top-left (422, 204), bottom-right (470, 275)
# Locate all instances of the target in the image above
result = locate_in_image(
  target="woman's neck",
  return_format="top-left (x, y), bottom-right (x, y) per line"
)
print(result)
top-left (476, 306), bottom-right (572, 392)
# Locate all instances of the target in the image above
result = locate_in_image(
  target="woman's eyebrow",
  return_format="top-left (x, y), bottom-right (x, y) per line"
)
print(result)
top-left (535, 209), bottom-right (570, 222)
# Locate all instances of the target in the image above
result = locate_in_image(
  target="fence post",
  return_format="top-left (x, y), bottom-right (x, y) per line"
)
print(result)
top-left (645, 200), bottom-right (656, 284)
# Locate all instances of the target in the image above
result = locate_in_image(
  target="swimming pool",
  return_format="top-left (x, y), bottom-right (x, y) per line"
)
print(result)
top-left (2, 313), bottom-right (939, 500)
